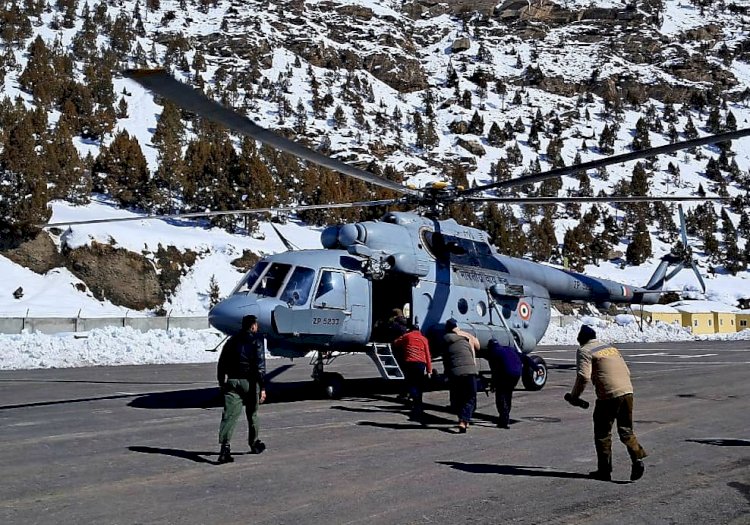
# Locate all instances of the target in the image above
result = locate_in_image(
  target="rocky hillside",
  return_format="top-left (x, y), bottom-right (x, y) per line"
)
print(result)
top-left (1, 0), bottom-right (749, 314)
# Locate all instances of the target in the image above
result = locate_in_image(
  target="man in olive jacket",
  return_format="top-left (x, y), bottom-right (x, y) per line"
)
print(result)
top-left (568, 325), bottom-right (647, 481)
top-left (217, 315), bottom-right (267, 464)
top-left (443, 318), bottom-right (480, 433)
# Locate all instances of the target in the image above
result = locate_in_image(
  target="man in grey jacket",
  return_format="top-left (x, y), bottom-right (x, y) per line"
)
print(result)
top-left (443, 318), bottom-right (480, 433)
top-left (568, 324), bottom-right (647, 481)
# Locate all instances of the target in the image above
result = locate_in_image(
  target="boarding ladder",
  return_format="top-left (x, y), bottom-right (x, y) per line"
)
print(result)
top-left (367, 343), bottom-right (404, 380)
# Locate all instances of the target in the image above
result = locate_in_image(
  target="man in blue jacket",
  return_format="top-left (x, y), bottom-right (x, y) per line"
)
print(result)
top-left (217, 315), bottom-right (267, 464)
top-left (485, 339), bottom-right (522, 429)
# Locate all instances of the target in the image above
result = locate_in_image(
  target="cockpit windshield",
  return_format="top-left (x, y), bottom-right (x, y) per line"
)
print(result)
top-left (280, 266), bottom-right (316, 306)
top-left (232, 261), bottom-right (269, 295)
top-left (254, 263), bottom-right (292, 298)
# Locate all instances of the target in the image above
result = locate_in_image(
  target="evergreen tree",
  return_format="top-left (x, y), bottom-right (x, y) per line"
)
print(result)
top-left (468, 111), bottom-right (484, 135)
top-left (707, 106), bottom-right (721, 133)
top-left (631, 117), bottom-right (651, 150)
top-left (92, 130), bottom-right (150, 208)
top-left (598, 123), bottom-right (615, 154)
top-left (562, 224), bottom-right (594, 271)
top-left (527, 121), bottom-right (540, 150)
top-left (481, 204), bottom-right (526, 258)
top-left (487, 122), bottom-right (505, 147)
top-left (42, 119), bottom-right (86, 202)
top-left (0, 114), bottom-right (50, 240)
top-left (626, 220), bottom-right (652, 265)
top-left (528, 214), bottom-right (557, 261)
top-left (208, 274), bottom-right (221, 307)
top-left (683, 115), bottom-right (698, 140)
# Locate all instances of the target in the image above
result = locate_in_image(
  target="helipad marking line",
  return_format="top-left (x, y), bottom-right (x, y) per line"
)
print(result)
top-left (543, 357), bottom-right (750, 365)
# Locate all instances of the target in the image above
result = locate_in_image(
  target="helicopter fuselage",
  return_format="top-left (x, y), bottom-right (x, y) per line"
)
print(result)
top-left (208, 212), bottom-right (659, 358)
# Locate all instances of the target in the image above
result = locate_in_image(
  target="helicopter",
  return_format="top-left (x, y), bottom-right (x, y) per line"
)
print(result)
top-left (47, 70), bottom-right (750, 398)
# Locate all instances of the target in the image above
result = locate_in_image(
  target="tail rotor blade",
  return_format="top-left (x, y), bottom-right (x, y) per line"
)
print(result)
top-left (690, 260), bottom-right (707, 294)
top-left (678, 204), bottom-right (688, 247)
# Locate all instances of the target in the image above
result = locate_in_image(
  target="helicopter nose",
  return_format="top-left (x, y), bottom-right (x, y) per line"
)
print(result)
top-left (209, 295), bottom-right (259, 335)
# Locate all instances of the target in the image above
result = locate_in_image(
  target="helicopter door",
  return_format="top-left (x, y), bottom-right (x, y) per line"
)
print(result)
top-left (343, 272), bottom-right (370, 340)
top-left (371, 274), bottom-right (413, 342)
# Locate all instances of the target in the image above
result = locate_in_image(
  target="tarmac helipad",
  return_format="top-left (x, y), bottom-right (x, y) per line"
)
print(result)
top-left (1, 340), bottom-right (748, 524)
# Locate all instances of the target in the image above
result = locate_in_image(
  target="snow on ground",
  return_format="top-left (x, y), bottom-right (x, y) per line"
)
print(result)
top-left (2, 319), bottom-right (749, 371)
top-left (0, 327), bottom-right (226, 370)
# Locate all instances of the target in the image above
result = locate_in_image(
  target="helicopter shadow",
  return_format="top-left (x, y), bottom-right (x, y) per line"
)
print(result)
top-left (128, 374), bottom-right (409, 409)
top-left (438, 461), bottom-right (631, 484)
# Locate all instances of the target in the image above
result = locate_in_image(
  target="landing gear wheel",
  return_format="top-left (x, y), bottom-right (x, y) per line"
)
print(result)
top-left (522, 355), bottom-right (547, 391)
top-left (321, 372), bottom-right (344, 399)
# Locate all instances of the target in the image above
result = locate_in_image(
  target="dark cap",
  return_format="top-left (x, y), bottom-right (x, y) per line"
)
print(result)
top-left (242, 315), bottom-right (258, 331)
top-left (577, 324), bottom-right (596, 345)
top-left (445, 318), bottom-right (458, 332)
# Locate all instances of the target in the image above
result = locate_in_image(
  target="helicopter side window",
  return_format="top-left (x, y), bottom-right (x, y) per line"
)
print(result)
top-left (254, 263), bottom-right (292, 298)
top-left (280, 266), bottom-right (316, 306)
top-left (313, 270), bottom-right (346, 309)
top-left (232, 261), bottom-right (269, 295)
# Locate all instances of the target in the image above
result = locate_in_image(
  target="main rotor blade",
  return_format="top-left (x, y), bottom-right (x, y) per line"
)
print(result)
top-left (461, 127), bottom-right (750, 196)
top-left (465, 195), bottom-right (729, 205)
top-left (41, 199), bottom-right (400, 228)
top-left (124, 69), bottom-right (419, 197)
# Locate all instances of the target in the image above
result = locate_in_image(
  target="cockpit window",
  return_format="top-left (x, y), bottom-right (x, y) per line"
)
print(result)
top-left (280, 266), bottom-right (316, 306)
top-left (313, 270), bottom-right (346, 309)
top-left (232, 261), bottom-right (269, 295)
top-left (254, 263), bottom-right (292, 298)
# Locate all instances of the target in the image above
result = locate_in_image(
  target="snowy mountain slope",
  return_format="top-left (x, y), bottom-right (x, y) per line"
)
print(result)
top-left (1, 0), bottom-right (749, 317)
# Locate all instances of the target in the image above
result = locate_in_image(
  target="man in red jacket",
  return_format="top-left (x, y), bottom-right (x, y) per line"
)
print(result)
top-left (392, 322), bottom-right (432, 419)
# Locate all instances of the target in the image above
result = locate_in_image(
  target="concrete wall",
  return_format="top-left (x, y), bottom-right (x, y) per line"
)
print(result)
top-left (0, 316), bottom-right (210, 335)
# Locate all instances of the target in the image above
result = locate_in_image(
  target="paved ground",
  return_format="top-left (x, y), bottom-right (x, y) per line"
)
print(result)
top-left (0, 340), bottom-right (748, 524)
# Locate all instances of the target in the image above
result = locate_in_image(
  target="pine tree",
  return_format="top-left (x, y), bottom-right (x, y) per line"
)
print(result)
top-left (707, 106), bottom-right (721, 133)
top-left (461, 89), bottom-right (472, 110)
top-left (527, 121), bottom-right (540, 150)
top-left (683, 115), bottom-right (698, 140)
top-left (562, 224), bottom-right (593, 271)
top-left (0, 112), bottom-right (50, 240)
top-left (626, 220), bottom-right (652, 265)
top-left (631, 117), bottom-right (651, 150)
top-left (92, 130), bottom-right (150, 208)
top-left (598, 123), bottom-right (615, 154)
top-left (528, 214), bottom-right (557, 261)
top-left (487, 122), bottom-right (505, 147)
top-left (481, 204), bottom-right (526, 258)
top-left (42, 119), bottom-right (85, 201)
top-left (208, 274), bottom-right (221, 307)
top-left (469, 111), bottom-right (484, 135)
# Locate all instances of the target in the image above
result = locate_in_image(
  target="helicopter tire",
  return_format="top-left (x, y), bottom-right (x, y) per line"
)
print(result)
top-left (321, 372), bottom-right (345, 399)
top-left (522, 355), bottom-right (547, 391)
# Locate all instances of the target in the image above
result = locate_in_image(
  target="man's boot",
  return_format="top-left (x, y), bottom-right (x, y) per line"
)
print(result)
top-left (250, 440), bottom-right (266, 454)
top-left (218, 443), bottom-right (233, 464)
top-left (630, 459), bottom-right (645, 481)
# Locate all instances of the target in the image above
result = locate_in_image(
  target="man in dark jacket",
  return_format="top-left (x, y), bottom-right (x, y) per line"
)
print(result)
top-left (217, 315), bottom-right (267, 464)
top-left (443, 318), bottom-right (479, 433)
top-left (485, 339), bottom-right (523, 429)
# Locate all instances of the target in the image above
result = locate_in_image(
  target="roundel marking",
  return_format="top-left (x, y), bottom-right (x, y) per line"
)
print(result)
top-left (518, 301), bottom-right (532, 321)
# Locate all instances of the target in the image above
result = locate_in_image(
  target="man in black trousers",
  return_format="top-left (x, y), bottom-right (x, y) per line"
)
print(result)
top-left (484, 339), bottom-right (522, 429)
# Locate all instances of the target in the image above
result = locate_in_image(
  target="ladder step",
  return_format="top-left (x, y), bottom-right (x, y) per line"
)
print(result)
top-left (367, 343), bottom-right (404, 380)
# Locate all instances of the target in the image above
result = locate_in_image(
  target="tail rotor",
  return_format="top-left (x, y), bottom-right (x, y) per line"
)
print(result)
top-left (643, 205), bottom-right (706, 294)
